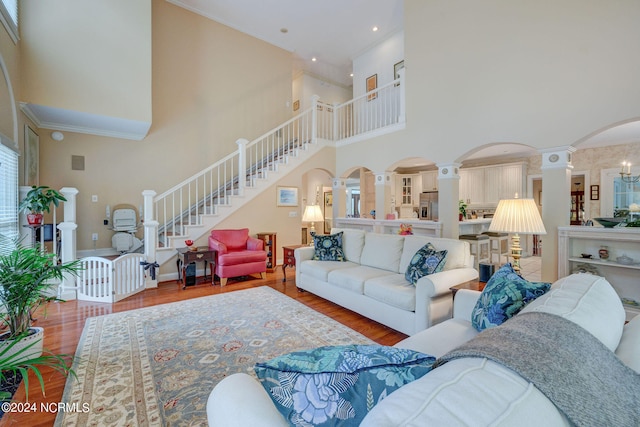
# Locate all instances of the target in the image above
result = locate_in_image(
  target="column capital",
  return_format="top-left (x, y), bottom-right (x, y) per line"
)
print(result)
top-left (539, 146), bottom-right (576, 170)
top-left (332, 178), bottom-right (346, 189)
top-left (374, 172), bottom-right (393, 186)
top-left (436, 162), bottom-right (461, 180)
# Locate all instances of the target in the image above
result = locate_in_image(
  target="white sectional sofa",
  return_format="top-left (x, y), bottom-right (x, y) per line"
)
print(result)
top-left (207, 273), bottom-right (640, 427)
top-left (295, 228), bottom-right (479, 335)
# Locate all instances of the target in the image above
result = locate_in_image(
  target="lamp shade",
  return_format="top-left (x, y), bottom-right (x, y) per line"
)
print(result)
top-left (488, 198), bottom-right (546, 235)
top-left (302, 205), bottom-right (324, 223)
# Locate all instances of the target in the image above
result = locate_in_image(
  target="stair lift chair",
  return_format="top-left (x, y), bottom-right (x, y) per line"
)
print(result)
top-left (111, 205), bottom-right (143, 253)
top-left (208, 228), bottom-right (267, 286)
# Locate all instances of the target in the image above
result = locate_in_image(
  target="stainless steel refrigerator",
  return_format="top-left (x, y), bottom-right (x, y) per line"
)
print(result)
top-left (419, 191), bottom-right (439, 220)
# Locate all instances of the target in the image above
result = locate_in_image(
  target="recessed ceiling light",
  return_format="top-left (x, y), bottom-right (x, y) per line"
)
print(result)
top-left (372, 26), bottom-right (379, 32)
top-left (350, 73), bottom-right (354, 77)
top-left (312, 57), bottom-right (317, 62)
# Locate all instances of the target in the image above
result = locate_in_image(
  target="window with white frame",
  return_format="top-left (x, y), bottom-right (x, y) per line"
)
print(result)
top-left (0, 0), bottom-right (18, 43)
top-left (0, 138), bottom-right (18, 254)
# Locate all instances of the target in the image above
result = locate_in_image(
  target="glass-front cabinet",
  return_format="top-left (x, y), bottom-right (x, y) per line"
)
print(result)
top-left (401, 176), bottom-right (412, 205)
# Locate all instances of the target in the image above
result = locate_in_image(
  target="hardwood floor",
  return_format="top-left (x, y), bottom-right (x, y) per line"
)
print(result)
top-left (0, 268), bottom-right (408, 427)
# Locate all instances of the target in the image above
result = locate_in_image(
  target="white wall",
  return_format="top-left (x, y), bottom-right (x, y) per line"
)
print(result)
top-left (337, 0), bottom-right (640, 177)
top-left (352, 30), bottom-right (404, 99)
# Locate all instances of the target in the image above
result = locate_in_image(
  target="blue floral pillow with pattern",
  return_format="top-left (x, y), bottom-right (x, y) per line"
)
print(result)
top-left (311, 231), bottom-right (346, 261)
top-left (404, 243), bottom-right (448, 285)
top-left (255, 345), bottom-right (435, 426)
top-left (471, 263), bottom-right (551, 331)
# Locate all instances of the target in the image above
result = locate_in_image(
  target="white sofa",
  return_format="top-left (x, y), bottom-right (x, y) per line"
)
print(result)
top-left (294, 228), bottom-right (479, 335)
top-left (207, 273), bottom-right (640, 427)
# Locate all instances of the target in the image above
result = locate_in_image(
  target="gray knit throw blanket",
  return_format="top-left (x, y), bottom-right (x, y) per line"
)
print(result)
top-left (435, 312), bottom-right (640, 427)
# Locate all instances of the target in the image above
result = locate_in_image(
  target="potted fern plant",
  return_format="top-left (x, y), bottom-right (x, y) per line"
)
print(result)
top-left (19, 186), bottom-right (66, 225)
top-left (0, 241), bottom-right (81, 361)
top-left (0, 238), bottom-right (80, 402)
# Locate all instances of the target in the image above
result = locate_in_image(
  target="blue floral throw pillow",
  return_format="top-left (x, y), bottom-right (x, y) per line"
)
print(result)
top-left (471, 263), bottom-right (551, 332)
top-left (404, 243), bottom-right (448, 285)
top-left (311, 231), bottom-right (346, 261)
top-left (254, 345), bottom-right (435, 426)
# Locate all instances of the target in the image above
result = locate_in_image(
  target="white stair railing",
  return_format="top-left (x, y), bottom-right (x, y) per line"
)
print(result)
top-left (152, 96), bottom-right (320, 249)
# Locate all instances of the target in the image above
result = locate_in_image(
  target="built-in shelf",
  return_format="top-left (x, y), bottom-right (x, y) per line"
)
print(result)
top-left (559, 226), bottom-right (640, 321)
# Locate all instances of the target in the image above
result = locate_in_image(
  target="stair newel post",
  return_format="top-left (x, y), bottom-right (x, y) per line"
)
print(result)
top-left (398, 67), bottom-right (406, 123)
top-left (236, 138), bottom-right (248, 194)
top-left (57, 187), bottom-right (79, 299)
top-left (142, 190), bottom-right (158, 288)
top-left (311, 94), bottom-right (320, 144)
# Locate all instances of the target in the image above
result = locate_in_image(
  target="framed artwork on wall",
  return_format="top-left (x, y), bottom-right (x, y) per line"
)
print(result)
top-left (24, 125), bottom-right (39, 186)
top-left (366, 74), bottom-right (377, 101)
top-left (293, 100), bottom-right (300, 111)
top-left (394, 60), bottom-right (404, 83)
top-left (276, 186), bottom-right (298, 206)
top-left (590, 185), bottom-right (599, 200)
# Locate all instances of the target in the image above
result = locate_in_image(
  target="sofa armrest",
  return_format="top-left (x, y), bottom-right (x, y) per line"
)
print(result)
top-left (453, 289), bottom-right (482, 321)
top-left (295, 246), bottom-right (315, 263)
top-left (415, 267), bottom-right (480, 299)
top-left (207, 373), bottom-right (287, 427)
top-left (294, 246), bottom-right (315, 284)
top-left (412, 267), bottom-right (480, 331)
top-left (208, 237), bottom-right (228, 254)
top-left (247, 236), bottom-right (265, 251)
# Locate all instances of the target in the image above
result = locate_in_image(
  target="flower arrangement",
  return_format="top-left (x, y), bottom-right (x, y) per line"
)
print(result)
top-left (399, 223), bottom-right (413, 235)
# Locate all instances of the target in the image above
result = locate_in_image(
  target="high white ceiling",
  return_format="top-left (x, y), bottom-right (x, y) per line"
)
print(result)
top-left (167, 0), bottom-right (404, 87)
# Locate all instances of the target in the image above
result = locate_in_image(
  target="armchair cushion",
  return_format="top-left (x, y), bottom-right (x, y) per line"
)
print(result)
top-left (210, 228), bottom-right (251, 251)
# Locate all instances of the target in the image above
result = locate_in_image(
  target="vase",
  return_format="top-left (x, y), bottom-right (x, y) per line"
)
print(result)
top-left (26, 213), bottom-right (43, 225)
top-left (598, 246), bottom-right (609, 260)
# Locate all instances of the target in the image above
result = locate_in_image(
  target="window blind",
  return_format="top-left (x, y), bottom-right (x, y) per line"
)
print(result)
top-left (0, 141), bottom-right (18, 254)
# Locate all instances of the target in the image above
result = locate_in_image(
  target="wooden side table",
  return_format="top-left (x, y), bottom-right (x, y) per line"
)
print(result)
top-left (282, 244), bottom-right (304, 282)
top-left (450, 280), bottom-right (486, 299)
top-left (176, 246), bottom-right (216, 289)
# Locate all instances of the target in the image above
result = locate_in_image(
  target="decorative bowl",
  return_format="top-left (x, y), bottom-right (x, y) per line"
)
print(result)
top-left (616, 255), bottom-right (634, 265)
top-left (593, 217), bottom-right (626, 228)
top-left (580, 253), bottom-right (592, 259)
top-left (185, 239), bottom-right (194, 247)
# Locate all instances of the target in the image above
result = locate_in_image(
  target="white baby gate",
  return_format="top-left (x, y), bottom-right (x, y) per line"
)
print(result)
top-left (76, 253), bottom-right (147, 303)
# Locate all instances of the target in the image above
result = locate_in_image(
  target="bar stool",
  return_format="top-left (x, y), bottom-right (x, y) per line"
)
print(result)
top-left (459, 234), bottom-right (491, 270)
top-left (482, 231), bottom-right (510, 265)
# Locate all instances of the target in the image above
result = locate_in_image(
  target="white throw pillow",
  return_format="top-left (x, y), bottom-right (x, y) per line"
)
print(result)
top-left (331, 228), bottom-right (365, 263)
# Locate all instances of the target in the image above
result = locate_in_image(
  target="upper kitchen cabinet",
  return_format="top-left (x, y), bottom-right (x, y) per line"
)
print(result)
top-left (421, 171), bottom-right (439, 192)
top-left (459, 168), bottom-right (485, 205)
top-left (460, 163), bottom-right (526, 207)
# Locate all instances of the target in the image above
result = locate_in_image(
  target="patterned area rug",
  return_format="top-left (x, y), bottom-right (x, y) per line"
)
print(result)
top-left (55, 287), bottom-right (373, 426)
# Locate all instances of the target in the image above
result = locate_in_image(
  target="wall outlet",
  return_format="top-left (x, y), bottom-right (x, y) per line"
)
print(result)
top-left (92, 233), bottom-right (98, 241)
top-left (91, 195), bottom-right (98, 202)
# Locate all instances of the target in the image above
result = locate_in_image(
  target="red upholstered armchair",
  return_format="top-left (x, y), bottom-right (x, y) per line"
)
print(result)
top-left (208, 228), bottom-right (267, 286)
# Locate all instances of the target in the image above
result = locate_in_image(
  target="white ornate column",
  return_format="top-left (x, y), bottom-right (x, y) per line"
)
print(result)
top-left (374, 172), bottom-right (394, 220)
top-left (539, 146), bottom-right (575, 282)
top-left (332, 178), bottom-right (346, 227)
top-left (142, 190), bottom-right (158, 288)
top-left (436, 163), bottom-right (461, 239)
